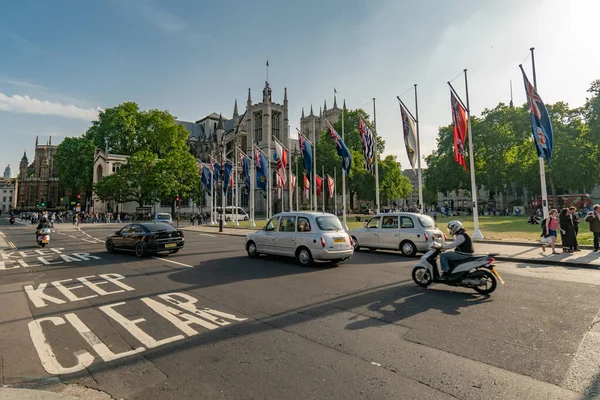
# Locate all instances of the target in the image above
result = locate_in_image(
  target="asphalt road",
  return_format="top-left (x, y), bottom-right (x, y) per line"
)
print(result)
top-left (1, 216), bottom-right (599, 399)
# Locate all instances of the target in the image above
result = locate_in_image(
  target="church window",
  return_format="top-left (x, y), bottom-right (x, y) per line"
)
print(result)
top-left (254, 112), bottom-right (262, 142)
top-left (272, 112), bottom-right (281, 140)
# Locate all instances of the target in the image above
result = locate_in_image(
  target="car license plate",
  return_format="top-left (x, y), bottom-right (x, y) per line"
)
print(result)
top-left (333, 238), bottom-right (345, 243)
top-left (490, 267), bottom-right (504, 284)
top-left (165, 243), bottom-right (176, 248)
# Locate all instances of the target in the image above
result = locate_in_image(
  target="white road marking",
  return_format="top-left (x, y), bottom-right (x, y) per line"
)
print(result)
top-left (152, 256), bottom-right (194, 268)
top-left (68, 235), bottom-right (77, 239)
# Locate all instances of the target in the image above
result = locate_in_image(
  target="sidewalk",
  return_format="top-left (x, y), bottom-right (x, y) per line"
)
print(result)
top-left (179, 224), bottom-right (600, 270)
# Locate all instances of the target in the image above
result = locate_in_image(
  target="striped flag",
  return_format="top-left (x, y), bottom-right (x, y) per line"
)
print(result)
top-left (274, 140), bottom-right (287, 184)
top-left (303, 173), bottom-right (310, 199)
top-left (358, 116), bottom-right (375, 173)
top-left (399, 104), bottom-right (417, 171)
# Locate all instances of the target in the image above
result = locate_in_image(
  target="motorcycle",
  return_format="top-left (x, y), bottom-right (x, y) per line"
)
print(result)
top-left (9, 216), bottom-right (15, 225)
top-left (412, 241), bottom-right (504, 294)
top-left (37, 228), bottom-right (51, 247)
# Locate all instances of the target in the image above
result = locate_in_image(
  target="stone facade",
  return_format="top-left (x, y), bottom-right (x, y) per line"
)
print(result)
top-left (0, 179), bottom-right (17, 212)
top-left (3, 165), bottom-right (12, 179)
top-left (299, 96), bottom-right (342, 144)
top-left (17, 136), bottom-right (61, 209)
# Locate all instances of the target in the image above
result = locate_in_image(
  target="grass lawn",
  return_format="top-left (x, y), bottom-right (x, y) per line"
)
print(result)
top-left (209, 214), bottom-right (593, 245)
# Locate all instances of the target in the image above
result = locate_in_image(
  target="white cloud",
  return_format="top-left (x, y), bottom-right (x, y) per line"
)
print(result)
top-left (0, 78), bottom-right (47, 90)
top-left (0, 92), bottom-right (101, 120)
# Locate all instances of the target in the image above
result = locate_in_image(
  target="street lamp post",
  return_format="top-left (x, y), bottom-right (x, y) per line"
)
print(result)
top-left (219, 139), bottom-right (225, 233)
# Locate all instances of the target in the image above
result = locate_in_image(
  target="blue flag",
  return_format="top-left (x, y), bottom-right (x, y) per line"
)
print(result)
top-left (213, 161), bottom-right (221, 185)
top-left (201, 165), bottom-right (212, 192)
top-left (298, 133), bottom-right (312, 174)
top-left (326, 120), bottom-right (352, 175)
top-left (240, 153), bottom-right (251, 191)
top-left (223, 161), bottom-right (233, 192)
top-left (254, 148), bottom-right (268, 190)
top-left (520, 66), bottom-right (554, 166)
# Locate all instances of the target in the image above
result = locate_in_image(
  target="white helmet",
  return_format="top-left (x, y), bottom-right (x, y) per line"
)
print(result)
top-left (447, 220), bottom-right (463, 236)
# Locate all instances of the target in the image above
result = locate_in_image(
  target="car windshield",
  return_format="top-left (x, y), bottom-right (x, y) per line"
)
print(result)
top-left (418, 215), bottom-right (435, 228)
top-left (144, 223), bottom-right (176, 232)
top-left (316, 216), bottom-right (343, 231)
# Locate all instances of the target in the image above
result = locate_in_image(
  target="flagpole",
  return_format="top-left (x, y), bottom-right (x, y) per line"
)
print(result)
top-left (234, 147), bottom-right (239, 226)
top-left (464, 69), bottom-right (483, 240)
top-left (288, 125), bottom-right (292, 212)
top-left (342, 100), bottom-right (347, 229)
top-left (334, 168), bottom-right (337, 216)
top-left (250, 120), bottom-right (256, 227)
top-left (322, 166), bottom-right (325, 212)
top-left (210, 156), bottom-right (215, 225)
top-left (414, 84), bottom-right (424, 213)
top-left (531, 47), bottom-right (549, 220)
top-left (312, 114), bottom-right (317, 212)
top-left (373, 98), bottom-right (380, 214)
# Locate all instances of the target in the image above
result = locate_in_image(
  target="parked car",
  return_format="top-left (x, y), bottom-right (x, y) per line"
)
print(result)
top-left (106, 222), bottom-right (184, 258)
top-left (215, 206), bottom-right (250, 222)
top-left (349, 212), bottom-right (444, 256)
top-left (152, 213), bottom-right (173, 226)
top-left (245, 212), bottom-right (354, 266)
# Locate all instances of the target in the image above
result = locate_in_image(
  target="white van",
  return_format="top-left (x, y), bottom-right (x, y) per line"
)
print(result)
top-left (215, 207), bottom-right (249, 222)
top-left (152, 213), bottom-right (173, 226)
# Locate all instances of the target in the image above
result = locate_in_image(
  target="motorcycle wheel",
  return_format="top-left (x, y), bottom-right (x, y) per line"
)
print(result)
top-left (472, 271), bottom-right (497, 294)
top-left (412, 267), bottom-right (432, 287)
top-left (41, 243), bottom-right (46, 248)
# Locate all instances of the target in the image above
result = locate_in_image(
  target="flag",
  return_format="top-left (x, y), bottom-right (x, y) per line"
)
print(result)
top-left (212, 158), bottom-right (222, 184)
top-left (358, 116), bottom-right (375, 173)
top-left (197, 159), bottom-right (204, 175)
top-left (276, 173), bottom-right (284, 199)
top-left (223, 161), bottom-right (233, 192)
top-left (254, 148), bottom-right (268, 190)
top-left (450, 92), bottom-right (468, 172)
top-left (399, 104), bottom-right (417, 171)
top-left (303, 173), bottom-right (310, 199)
top-left (290, 173), bottom-right (296, 192)
top-left (274, 140), bottom-right (287, 184)
top-left (520, 66), bottom-right (554, 165)
top-left (327, 175), bottom-right (335, 197)
top-left (201, 165), bottom-right (212, 192)
top-left (298, 133), bottom-right (312, 173)
top-left (326, 120), bottom-right (352, 175)
top-left (316, 174), bottom-right (323, 197)
top-left (240, 153), bottom-right (251, 191)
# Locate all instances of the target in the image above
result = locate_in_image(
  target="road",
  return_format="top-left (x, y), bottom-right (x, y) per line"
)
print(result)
top-left (0, 216), bottom-right (599, 399)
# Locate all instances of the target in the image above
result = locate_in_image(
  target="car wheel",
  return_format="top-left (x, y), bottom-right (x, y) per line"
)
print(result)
top-left (351, 235), bottom-right (360, 251)
top-left (168, 249), bottom-right (179, 254)
top-left (135, 242), bottom-right (146, 258)
top-left (297, 247), bottom-right (313, 267)
top-left (400, 240), bottom-right (417, 257)
top-left (244, 216), bottom-right (249, 221)
top-left (106, 240), bottom-right (115, 253)
top-left (247, 240), bottom-right (259, 258)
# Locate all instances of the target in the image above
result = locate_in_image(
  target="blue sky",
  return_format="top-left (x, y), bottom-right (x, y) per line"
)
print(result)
top-left (1, 0), bottom-right (598, 176)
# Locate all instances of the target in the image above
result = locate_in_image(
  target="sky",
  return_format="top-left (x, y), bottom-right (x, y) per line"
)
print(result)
top-left (1, 0), bottom-right (599, 177)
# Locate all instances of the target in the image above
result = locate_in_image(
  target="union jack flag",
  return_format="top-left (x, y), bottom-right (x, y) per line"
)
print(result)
top-left (326, 120), bottom-right (352, 175)
top-left (358, 117), bottom-right (375, 174)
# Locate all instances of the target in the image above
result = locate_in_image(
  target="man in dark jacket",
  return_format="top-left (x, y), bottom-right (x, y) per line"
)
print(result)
top-left (585, 204), bottom-right (600, 252)
top-left (440, 220), bottom-right (474, 278)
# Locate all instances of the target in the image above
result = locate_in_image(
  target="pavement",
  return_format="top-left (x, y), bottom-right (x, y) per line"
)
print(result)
top-left (3, 218), bottom-right (600, 399)
top-left (177, 223), bottom-right (600, 270)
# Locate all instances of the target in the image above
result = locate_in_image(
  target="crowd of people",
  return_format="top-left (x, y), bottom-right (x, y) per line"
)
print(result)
top-left (540, 204), bottom-right (600, 254)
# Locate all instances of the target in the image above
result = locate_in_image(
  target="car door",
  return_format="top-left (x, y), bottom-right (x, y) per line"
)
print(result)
top-left (113, 226), bottom-right (130, 248)
top-left (361, 216), bottom-right (381, 248)
top-left (126, 224), bottom-right (142, 249)
top-left (379, 215), bottom-right (400, 249)
top-left (257, 217), bottom-right (279, 254)
top-left (274, 215), bottom-right (296, 256)
top-left (399, 215), bottom-right (419, 244)
top-left (295, 216), bottom-right (314, 251)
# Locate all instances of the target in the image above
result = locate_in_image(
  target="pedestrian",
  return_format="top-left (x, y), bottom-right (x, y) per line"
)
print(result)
top-left (541, 209), bottom-right (559, 254)
top-left (584, 204), bottom-right (600, 252)
top-left (559, 208), bottom-right (576, 253)
top-left (569, 206), bottom-right (580, 251)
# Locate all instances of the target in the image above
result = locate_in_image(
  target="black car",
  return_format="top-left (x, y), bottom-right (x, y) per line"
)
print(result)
top-left (106, 222), bottom-right (184, 257)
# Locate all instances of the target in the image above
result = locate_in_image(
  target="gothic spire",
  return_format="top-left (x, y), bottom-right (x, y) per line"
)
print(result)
top-left (310, 105), bottom-right (314, 116)
top-left (301, 107), bottom-right (305, 118)
top-left (324, 99), bottom-right (327, 111)
top-left (284, 87), bottom-right (288, 102)
top-left (247, 88), bottom-right (252, 103)
top-left (233, 99), bottom-right (239, 116)
top-left (333, 94), bottom-right (338, 109)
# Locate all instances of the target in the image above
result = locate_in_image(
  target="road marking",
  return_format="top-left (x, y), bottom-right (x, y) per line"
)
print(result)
top-left (68, 235), bottom-right (77, 239)
top-left (8, 241), bottom-right (16, 249)
top-left (152, 257), bottom-right (194, 268)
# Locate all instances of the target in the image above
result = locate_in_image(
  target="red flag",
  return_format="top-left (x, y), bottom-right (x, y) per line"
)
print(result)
top-left (450, 91), bottom-right (468, 172)
top-left (315, 175), bottom-right (323, 197)
top-left (303, 174), bottom-right (310, 199)
top-left (327, 175), bottom-right (335, 197)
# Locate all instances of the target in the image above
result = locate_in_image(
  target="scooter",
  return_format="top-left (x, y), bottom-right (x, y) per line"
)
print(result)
top-left (37, 228), bottom-right (51, 247)
top-left (412, 241), bottom-right (504, 294)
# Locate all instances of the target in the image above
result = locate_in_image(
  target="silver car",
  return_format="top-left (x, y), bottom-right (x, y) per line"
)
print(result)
top-left (349, 213), bottom-right (444, 256)
top-left (245, 212), bottom-right (354, 266)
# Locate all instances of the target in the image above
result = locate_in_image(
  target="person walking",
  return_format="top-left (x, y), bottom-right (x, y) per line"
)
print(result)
top-left (569, 206), bottom-right (580, 251)
top-left (559, 208), bottom-right (576, 253)
top-left (542, 209), bottom-right (560, 254)
top-left (584, 204), bottom-right (600, 252)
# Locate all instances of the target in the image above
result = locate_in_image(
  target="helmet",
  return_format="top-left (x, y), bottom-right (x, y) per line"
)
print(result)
top-left (40, 216), bottom-right (48, 223)
top-left (447, 220), bottom-right (463, 236)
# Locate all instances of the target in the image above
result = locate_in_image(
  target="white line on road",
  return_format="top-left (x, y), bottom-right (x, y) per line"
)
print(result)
top-left (68, 235), bottom-right (77, 239)
top-left (152, 257), bottom-right (194, 268)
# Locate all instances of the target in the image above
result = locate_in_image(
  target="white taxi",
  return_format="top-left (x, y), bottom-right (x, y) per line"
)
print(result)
top-left (349, 212), bottom-right (444, 256)
top-left (245, 212), bottom-right (354, 266)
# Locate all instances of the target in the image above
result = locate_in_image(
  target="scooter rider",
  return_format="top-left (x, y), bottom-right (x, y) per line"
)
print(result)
top-left (439, 220), bottom-right (474, 279)
top-left (36, 216), bottom-right (52, 238)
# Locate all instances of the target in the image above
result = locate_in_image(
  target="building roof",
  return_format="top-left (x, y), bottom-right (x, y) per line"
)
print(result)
top-left (176, 120), bottom-right (206, 140)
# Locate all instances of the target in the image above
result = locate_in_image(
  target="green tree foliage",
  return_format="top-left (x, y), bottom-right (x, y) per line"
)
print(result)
top-left (379, 155), bottom-right (412, 204)
top-left (425, 79), bottom-right (600, 204)
top-left (54, 137), bottom-right (96, 196)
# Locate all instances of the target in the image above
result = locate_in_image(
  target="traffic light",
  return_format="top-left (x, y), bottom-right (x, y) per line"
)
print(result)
top-left (77, 194), bottom-right (81, 200)
top-left (41, 198), bottom-right (45, 207)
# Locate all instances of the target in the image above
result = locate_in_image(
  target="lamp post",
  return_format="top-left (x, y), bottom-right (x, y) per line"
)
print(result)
top-left (219, 139), bottom-right (225, 233)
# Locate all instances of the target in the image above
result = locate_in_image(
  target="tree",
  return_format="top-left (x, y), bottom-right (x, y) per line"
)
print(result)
top-left (378, 155), bottom-right (412, 205)
top-left (55, 137), bottom-right (96, 197)
top-left (93, 173), bottom-right (136, 208)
